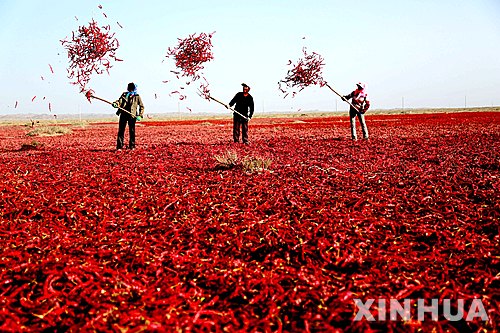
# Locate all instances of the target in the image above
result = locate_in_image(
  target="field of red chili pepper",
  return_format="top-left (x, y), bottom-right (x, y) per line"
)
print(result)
top-left (0, 111), bottom-right (499, 332)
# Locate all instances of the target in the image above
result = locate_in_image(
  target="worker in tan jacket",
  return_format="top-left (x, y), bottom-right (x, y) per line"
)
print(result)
top-left (113, 82), bottom-right (145, 150)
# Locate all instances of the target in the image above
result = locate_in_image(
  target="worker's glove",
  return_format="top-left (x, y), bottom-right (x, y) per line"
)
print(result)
top-left (136, 115), bottom-right (142, 121)
top-left (115, 110), bottom-right (121, 116)
top-left (112, 102), bottom-right (118, 108)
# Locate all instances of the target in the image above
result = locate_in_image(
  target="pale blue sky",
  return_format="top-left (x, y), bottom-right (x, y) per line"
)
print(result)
top-left (1, 0), bottom-right (499, 115)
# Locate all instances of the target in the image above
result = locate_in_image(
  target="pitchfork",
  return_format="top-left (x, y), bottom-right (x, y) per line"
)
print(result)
top-left (197, 89), bottom-right (250, 121)
top-left (87, 93), bottom-right (136, 117)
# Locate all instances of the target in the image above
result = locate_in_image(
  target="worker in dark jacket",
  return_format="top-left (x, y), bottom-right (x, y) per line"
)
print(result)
top-left (113, 82), bottom-right (145, 150)
top-left (228, 83), bottom-right (254, 144)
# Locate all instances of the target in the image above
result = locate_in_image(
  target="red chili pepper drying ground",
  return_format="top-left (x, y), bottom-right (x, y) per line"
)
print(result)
top-left (279, 47), bottom-right (326, 97)
top-left (0, 111), bottom-right (498, 332)
top-left (60, 19), bottom-right (120, 92)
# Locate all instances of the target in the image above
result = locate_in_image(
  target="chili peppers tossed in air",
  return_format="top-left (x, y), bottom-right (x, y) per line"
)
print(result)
top-left (61, 19), bottom-right (120, 93)
top-left (165, 32), bottom-right (215, 101)
top-left (279, 47), bottom-right (326, 98)
top-left (166, 32), bottom-right (214, 80)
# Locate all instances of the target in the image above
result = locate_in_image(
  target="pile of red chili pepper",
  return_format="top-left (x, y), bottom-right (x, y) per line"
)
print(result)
top-left (279, 47), bottom-right (326, 98)
top-left (165, 32), bottom-right (215, 101)
top-left (0, 112), bottom-right (498, 332)
top-left (61, 19), bottom-right (120, 92)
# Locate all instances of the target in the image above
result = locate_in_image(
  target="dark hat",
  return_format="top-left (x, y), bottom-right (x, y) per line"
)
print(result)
top-left (127, 82), bottom-right (136, 91)
top-left (241, 83), bottom-right (249, 88)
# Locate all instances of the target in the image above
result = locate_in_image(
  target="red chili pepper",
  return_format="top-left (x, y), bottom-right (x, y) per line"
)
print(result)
top-left (165, 32), bottom-right (215, 101)
top-left (85, 89), bottom-right (95, 102)
top-left (61, 19), bottom-right (120, 92)
top-left (279, 47), bottom-right (325, 97)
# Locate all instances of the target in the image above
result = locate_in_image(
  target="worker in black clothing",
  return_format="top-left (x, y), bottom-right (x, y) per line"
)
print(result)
top-left (228, 83), bottom-right (254, 144)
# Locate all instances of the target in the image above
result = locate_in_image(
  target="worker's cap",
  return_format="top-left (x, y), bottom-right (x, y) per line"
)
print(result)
top-left (241, 83), bottom-right (250, 88)
top-left (356, 82), bottom-right (365, 89)
top-left (127, 82), bottom-right (136, 91)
